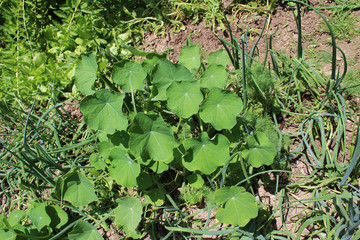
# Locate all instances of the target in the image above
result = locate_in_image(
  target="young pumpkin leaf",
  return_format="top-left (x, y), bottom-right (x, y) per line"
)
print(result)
top-left (215, 186), bottom-right (258, 227)
top-left (68, 220), bottom-right (103, 240)
top-left (75, 53), bottom-right (97, 95)
top-left (178, 45), bottom-right (201, 70)
top-left (46, 205), bottom-right (68, 229)
top-left (182, 133), bottom-right (230, 174)
top-left (200, 88), bottom-right (243, 130)
top-left (80, 89), bottom-right (128, 134)
top-left (28, 202), bottom-right (51, 231)
top-left (241, 132), bottom-right (277, 168)
top-left (129, 113), bottom-right (178, 162)
top-left (112, 60), bottom-right (147, 92)
top-left (166, 81), bottom-right (203, 118)
top-left (114, 197), bottom-right (142, 232)
top-left (151, 59), bottom-right (194, 100)
top-left (207, 49), bottom-right (231, 67)
top-left (108, 147), bottom-right (140, 187)
top-left (60, 172), bottom-right (98, 207)
top-left (200, 64), bottom-right (228, 89)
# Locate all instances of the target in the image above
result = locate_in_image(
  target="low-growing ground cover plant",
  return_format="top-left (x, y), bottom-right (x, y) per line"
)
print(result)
top-left (1, 0), bottom-right (360, 239)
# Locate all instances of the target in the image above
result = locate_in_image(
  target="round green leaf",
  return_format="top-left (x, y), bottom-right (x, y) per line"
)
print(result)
top-left (61, 172), bottom-right (98, 207)
top-left (182, 133), bottom-right (230, 174)
top-left (241, 132), bottom-right (277, 168)
top-left (178, 45), bottom-right (201, 70)
top-left (129, 113), bottom-right (178, 162)
top-left (151, 59), bottom-right (194, 100)
top-left (144, 189), bottom-right (165, 206)
top-left (199, 88), bottom-right (243, 130)
top-left (166, 81), bottom-right (203, 118)
top-left (108, 147), bottom-right (140, 187)
top-left (114, 197), bottom-right (142, 231)
top-left (7, 210), bottom-right (25, 226)
top-left (68, 220), bottom-right (103, 240)
top-left (75, 54), bottom-right (97, 95)
top-left (200, 64), bottom-right (228, 89)
top-left (215, 186), bottom-right (258, 227)
top-left (207, 49), bottom-right (231, 67)
top-left (80, 89), bottom-right (128, 134)
top-left (112, 60), bottom-right (146, 92)
top-left (29, 202), bottom-right (51, 231)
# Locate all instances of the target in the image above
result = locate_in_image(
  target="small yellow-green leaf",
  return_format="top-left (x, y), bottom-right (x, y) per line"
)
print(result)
top-left (114, 197), bottom-right (142, 232)
top-left (68, 220), bottom-right (103, 240)
top-left (178, 45), bottom-right (201, 70)
top-left (207, 49), bottom-right (230, 67)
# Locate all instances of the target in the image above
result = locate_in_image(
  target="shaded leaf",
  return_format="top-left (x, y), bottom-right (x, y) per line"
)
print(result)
top-left (75, 54), bottom-right (97, 95)
top-left (241, 133), bottom-right (277, 168)
top-left (112, 60), bottom-right (146, 92)
top-left (178, 45), bottom-right (201, 70)
top-left (129, 113), bottom-right (178, 162)
top-left (108, 147), bottom-right (140, 187)
top-left (200, 88), bottom-right (243, 130)
top-left (80, 89), bottom-right (128, 134)
top-left (166, 81), bottom-right (203, 118)
top-left (215, 186), bottom-right (258, 227)
top-left (46, 205), bottom-right (68, 229)
top-left (187, 173), bottom-right (204, 189)
top-left (151, 59), bottom-right (194, 100)
top-left (182, 133), bottom-right (230, 174)
top-left (200, 64), bottom-right (228, 89)
top-left (68, 220), bottom-right (103, 240)
top-left (144, 189), bottom-right (165, 206)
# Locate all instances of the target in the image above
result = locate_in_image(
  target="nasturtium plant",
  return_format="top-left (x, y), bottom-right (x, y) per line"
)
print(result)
top-left (215, 186), bottom-right (258, 227)
top-left (166, 81), bottom-right (203, 118)
top-left (200, 88), bottom-right (243, 130)
top-left (114, 197), bottom-right (143, 233)
top-left (187, 173), bottom-right (205, 189)
top-left (46, 205), bottom-right (68, 229)
top-left (182, 133), bottom-right (230, 174)
top-left (178, 45), bottom-right (201, 70)
top-left (57, 172), bottom-right (98, 208)
top-left (0, 230), bottom-right (16, 240)
top-left (128, 113), bottom-right (179, 162)
top-left (241, 132), bottom-right (277, 168)
top-left (75, 53), bottom-right (97, 95)
top-left (7, 210), bottom-right (25, 227)
top-left (108, 147), bottom-right (140, 187)
top-left (207, 49), bottom-right (231, 67)
top-left (151, 59), bottom-right (194, 100)
top-left (112, 60), bottom-right (147, 92)
top-left (200, 64), bottom-right (229, 89)
top-left (80, 89), bottom-right (128, 134)
top-left (68, 220), bottom-right (103, 240)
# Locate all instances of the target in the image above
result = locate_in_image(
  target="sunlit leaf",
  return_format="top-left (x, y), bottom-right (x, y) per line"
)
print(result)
top-left (68, 220), bottom-right (103, 240)
top-left (182, 133), bottom-right (230, 174)
top-left (61, 172), bottom-right (98, 207)
top-left (178, 45), bottom-right (201, 70)
top-left (200, 64), bottom-right (228, 89)
top-left (187, 173), bottom-right (204, 189)
top-left (215, 186), bottom-right (258, 227)
top-left (144, 189), bottom-right (165, 206)
top-left (166, 81), bottom-right (203, 118)
top-left (75, 54), bottom-right (97, 95)
top-left (151, 59), bottom-right (194, 100)
top-left (0, 230), bottom-right (16, 240)
top-left (112, 60), bottom-right (146, 92)
top-left (200, 88), bottom-right (243, 130)
top-left (129, 113), bottom-right (178, 162)
top-left (80, 89), bottom-right (128, 134)
top-left (114, 197), bottom-right (142, 231)
top-left (29, 202), bottom-right (51, 231)
top-left (241, 132), bottom-right (277, 168)
top-left (7, 210), bottom-right (25, 226)
top-left (108, 147), bottom-right (140, 187)
top-left (207, 49), bottom-right (231, 67)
